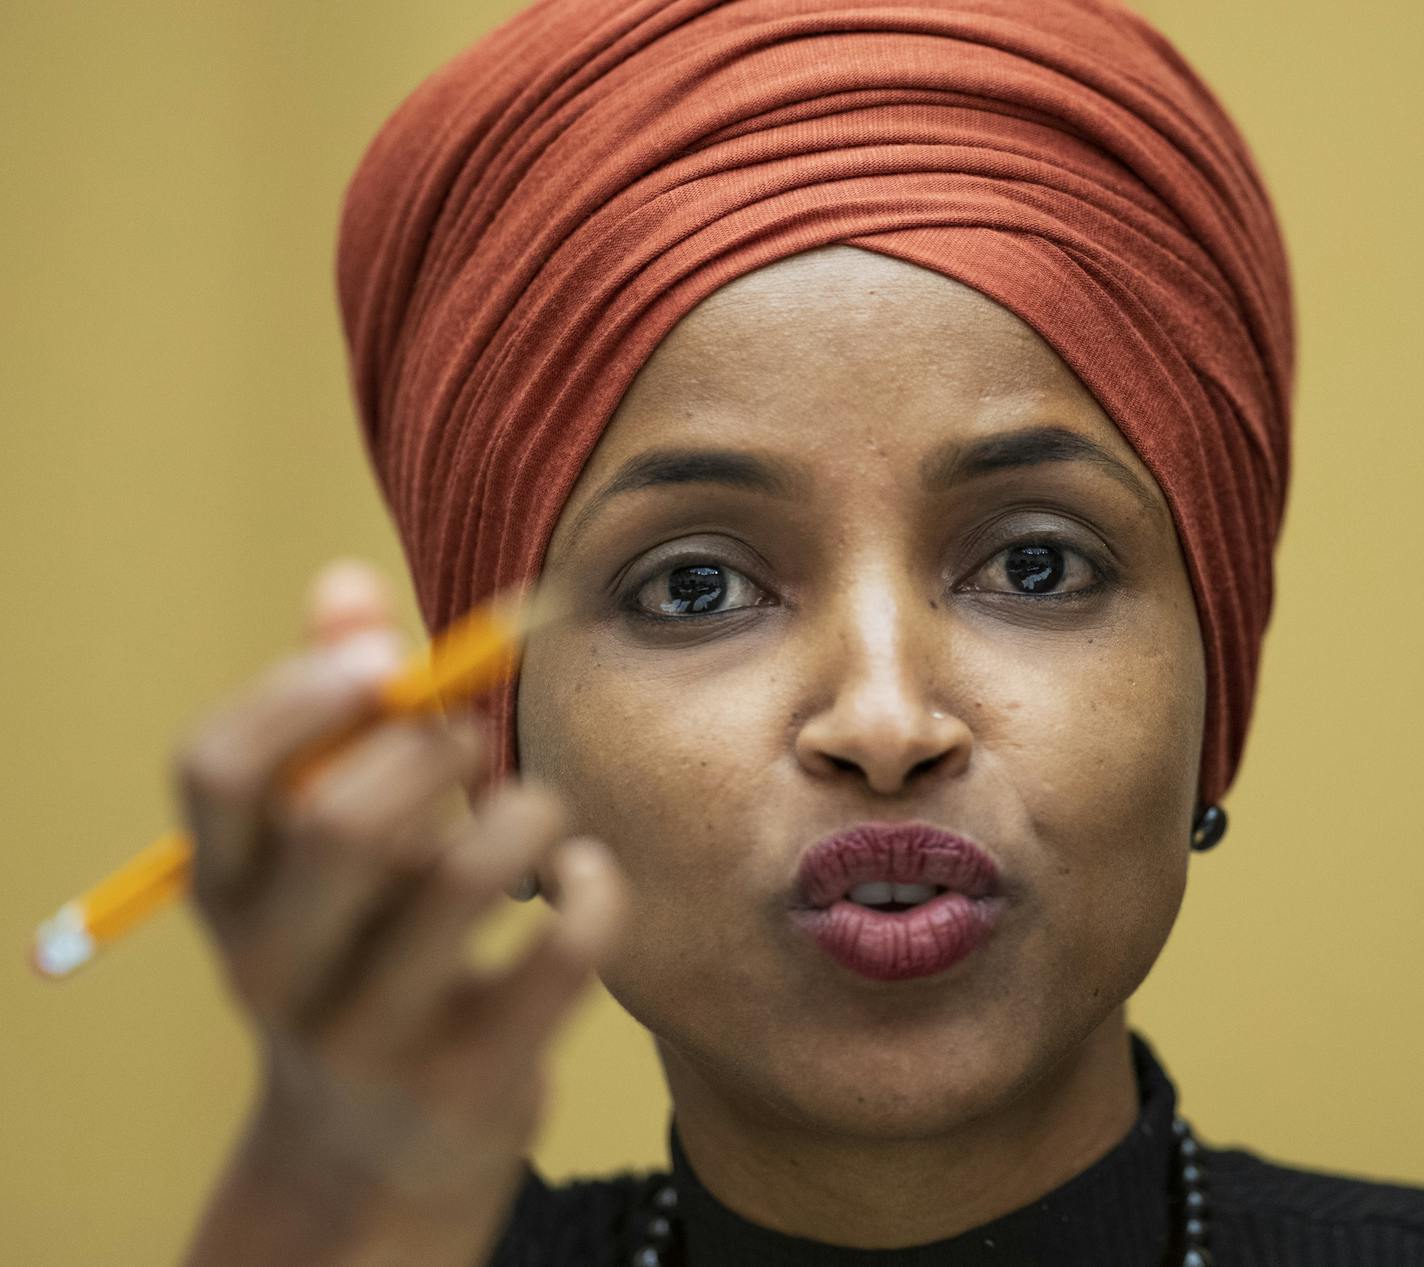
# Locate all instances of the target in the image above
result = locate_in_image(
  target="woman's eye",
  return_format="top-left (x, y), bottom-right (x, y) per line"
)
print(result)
top-left (967, 540), bottom-right (1104, 600)
top-left (630, 562), bottom-right (767, 618)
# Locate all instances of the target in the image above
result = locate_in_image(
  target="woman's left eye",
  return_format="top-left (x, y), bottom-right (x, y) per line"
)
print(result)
top-left (629, 562), bottom-right (767, 618)
top-left (963, 538), bottom-right (1107, 601)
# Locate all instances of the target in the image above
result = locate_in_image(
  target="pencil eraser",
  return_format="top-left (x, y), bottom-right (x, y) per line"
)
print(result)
top-left (30, 903), bottom-right (95, 979)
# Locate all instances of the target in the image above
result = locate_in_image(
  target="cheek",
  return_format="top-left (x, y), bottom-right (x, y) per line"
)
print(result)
top-left (518, 641), bottom-right (781, 1022)
top-left (984, 604), bottom-right (1204, 990)
top-left (978, 595), bottom-right (1204, 831)
top-left (517, 636), bottom-right (775, 896)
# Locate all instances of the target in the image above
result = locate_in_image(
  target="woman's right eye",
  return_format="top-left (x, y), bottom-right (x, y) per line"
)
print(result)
top-left (628, 562), bottom-right (769, 619)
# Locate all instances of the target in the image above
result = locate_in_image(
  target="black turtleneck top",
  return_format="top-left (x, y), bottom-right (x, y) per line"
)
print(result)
top-left (487, 1031), bottom-right (1424, 1265)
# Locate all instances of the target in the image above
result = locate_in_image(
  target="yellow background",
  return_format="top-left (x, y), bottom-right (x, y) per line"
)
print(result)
top-left (2, 2), bottom-right (1419, 1262)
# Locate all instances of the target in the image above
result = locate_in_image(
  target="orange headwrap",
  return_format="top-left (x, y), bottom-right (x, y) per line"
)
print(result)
top-left (336, 0), bottom-right (1294, 805)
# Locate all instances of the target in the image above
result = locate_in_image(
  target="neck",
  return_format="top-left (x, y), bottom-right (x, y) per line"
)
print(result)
top-left (658, 1012), bottom-right (1140, 1250)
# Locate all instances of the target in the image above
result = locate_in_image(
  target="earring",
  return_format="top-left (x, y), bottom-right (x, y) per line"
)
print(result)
top-left (1190, 804), bottom-right (1228, 852)
top-left (506, 870), bottom-right (540, 902)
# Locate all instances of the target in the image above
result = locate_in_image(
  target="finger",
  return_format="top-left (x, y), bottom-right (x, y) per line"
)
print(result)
top-left (273, 712), bottom-right (488, 868)
top-left (173, 629), bottom-right (408, 906)
top-left (224, 713), bottom-right (490, 1021)
top-left (303, 557), bottom-right (402, 647)
top-left (312, 781), bottom-right (568, 1060)
top-left (454, 837), bottom-right (628, 1057)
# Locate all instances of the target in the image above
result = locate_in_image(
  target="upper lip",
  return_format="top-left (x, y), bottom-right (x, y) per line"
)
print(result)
top-left (793, 821), bottom-right (1001, 910)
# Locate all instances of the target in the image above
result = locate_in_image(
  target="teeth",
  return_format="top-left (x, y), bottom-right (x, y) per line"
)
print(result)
top-left (847, 882), bottom-right (939, 907)
top-left (848, 881), bottom-right (894, 905)
top-left (891, 883), bottom-right (938, 904)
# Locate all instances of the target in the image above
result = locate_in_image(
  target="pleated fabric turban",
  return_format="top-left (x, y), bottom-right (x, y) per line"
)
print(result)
top-left (336, 0), bottom-right (1294, 807)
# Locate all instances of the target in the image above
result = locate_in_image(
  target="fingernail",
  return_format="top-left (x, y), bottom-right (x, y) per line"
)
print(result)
top-left (329, 628), bottom-right (407, 681)
top-left (312, 558), bottom-right (387, 610)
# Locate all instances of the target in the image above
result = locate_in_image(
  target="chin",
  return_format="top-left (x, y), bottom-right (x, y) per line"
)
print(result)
top-left (767, 1059), bottom-right (1022, 1143)
top-left (655, 990), bottom-right (1048, 1138)
top-left (738, 1009), bottom-right (1046, 1142)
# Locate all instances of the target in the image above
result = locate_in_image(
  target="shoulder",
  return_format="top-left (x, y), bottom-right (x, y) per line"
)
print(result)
top-left (1205, 1140), bottom-right (1424, 1264)
top-left (485, 1159), bottom-right (662, 1267)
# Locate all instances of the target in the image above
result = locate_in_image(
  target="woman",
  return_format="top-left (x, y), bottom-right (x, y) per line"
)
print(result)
top-left (179, 1), bottom-right (1424, 1264)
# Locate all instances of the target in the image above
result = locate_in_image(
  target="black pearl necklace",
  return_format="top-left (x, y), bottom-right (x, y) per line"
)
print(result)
top-left (630, 1115), bottom-right (1212, 1267)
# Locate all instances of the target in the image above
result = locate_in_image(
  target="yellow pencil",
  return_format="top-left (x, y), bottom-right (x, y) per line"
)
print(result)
top-left (29, 580), bottom-right (567, 981)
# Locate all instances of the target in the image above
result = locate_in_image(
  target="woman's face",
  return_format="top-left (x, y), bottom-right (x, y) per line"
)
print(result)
top-left (516, 245), bottom-right (1205, 1138)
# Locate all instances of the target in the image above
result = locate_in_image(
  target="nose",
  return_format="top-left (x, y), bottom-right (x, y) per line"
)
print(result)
top-left (792, 584), bottom-right (972, 796)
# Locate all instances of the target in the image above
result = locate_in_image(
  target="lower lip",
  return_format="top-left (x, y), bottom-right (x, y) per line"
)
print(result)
top-left (790, 891), bottom-right (1003, 982)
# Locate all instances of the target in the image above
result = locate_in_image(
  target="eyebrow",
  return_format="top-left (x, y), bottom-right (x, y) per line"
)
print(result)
top-left (565, 423), bottom-right (1161, 542)
top-left (919, 424), bottom-right (1162, 519)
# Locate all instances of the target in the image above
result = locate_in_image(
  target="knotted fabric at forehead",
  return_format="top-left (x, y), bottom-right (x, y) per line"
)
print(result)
top-left (336, 0), bottom-right (1294, 806)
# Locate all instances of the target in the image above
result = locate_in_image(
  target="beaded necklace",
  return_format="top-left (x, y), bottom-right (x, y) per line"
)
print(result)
top-left (629, 1114), bottom-right (1212, 1267)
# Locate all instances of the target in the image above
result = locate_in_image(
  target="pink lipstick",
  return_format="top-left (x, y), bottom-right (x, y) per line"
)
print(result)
top-left (789, 821), bottom-right (1003, 982)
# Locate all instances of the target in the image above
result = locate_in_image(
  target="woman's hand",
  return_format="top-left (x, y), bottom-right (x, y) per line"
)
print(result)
top-left (176, 558), bottom-right (628, 1267)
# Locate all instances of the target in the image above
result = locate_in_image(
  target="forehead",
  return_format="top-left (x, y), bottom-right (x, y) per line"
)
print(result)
top-left (660, 244), bottom-right (1059, 386)
top-left (557, 244), bottom-right (1163, 517)
top-left (611, 246), bottom-right (1120, 443)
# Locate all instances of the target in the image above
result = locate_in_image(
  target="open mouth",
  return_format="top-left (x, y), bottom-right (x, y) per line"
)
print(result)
top-left (845, 882), bottom-right (948, 911)
top-left (790, 822), bottom-right (1002, 981)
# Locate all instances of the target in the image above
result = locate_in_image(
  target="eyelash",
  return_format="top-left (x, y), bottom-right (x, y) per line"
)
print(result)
top-left (620, 535), bottom-right (1113, 623)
